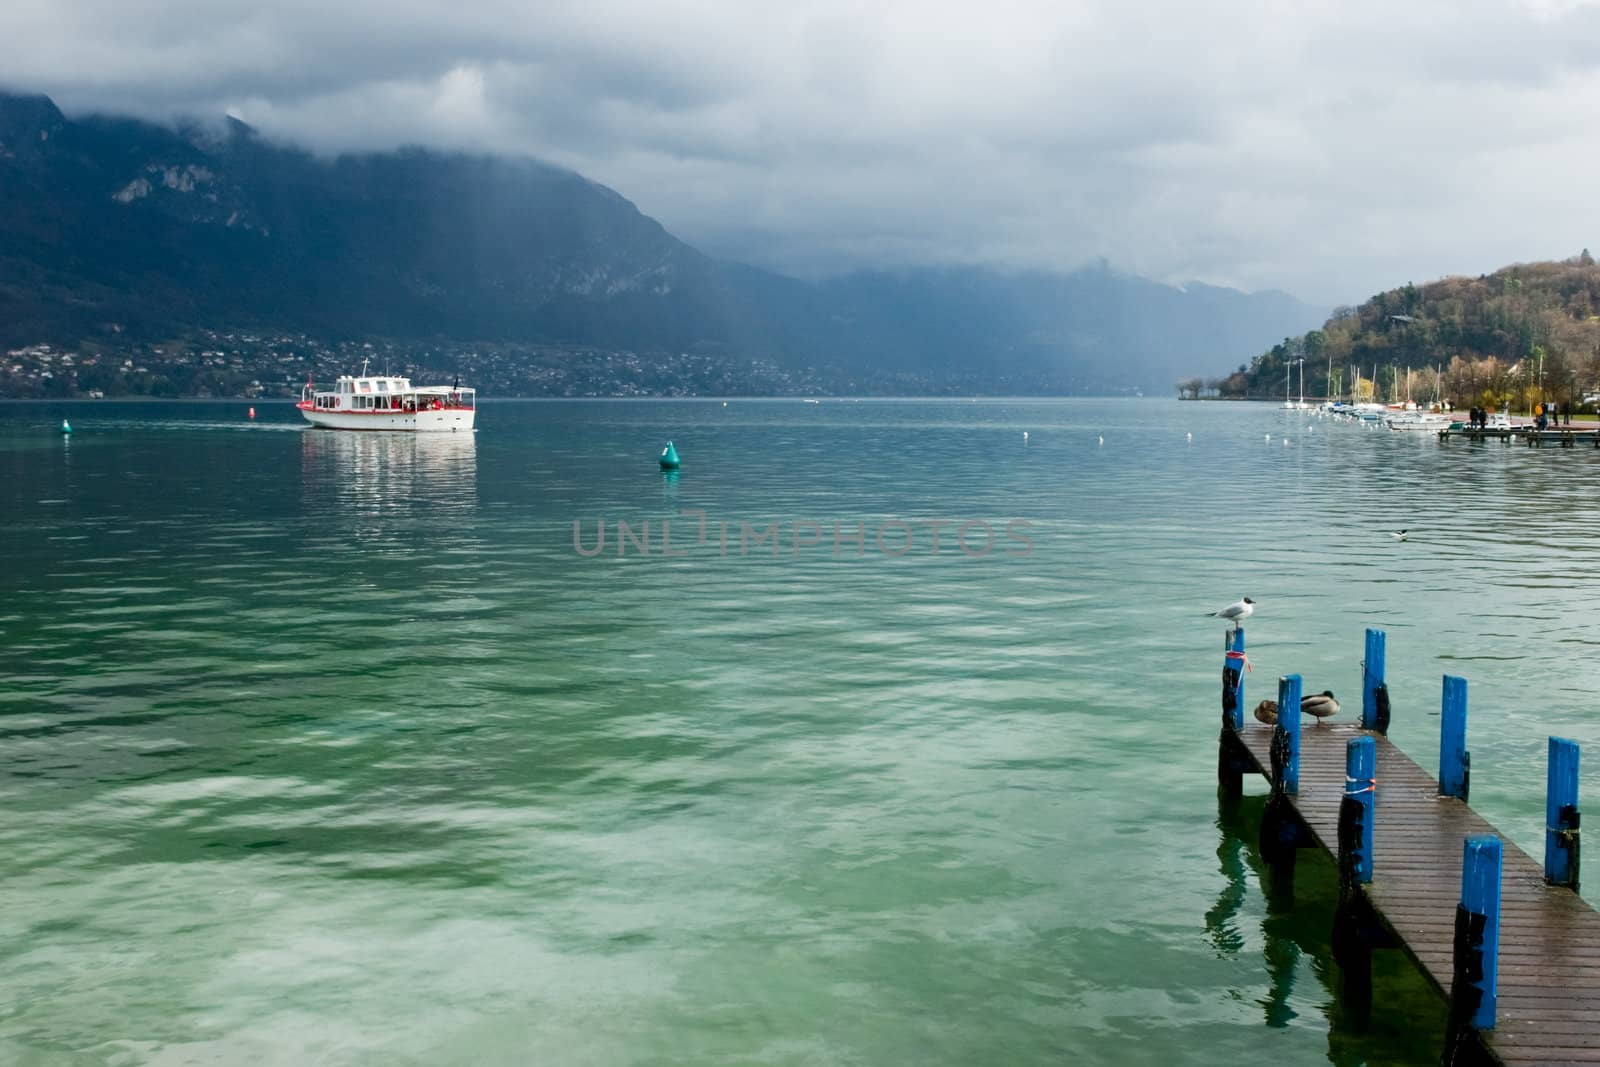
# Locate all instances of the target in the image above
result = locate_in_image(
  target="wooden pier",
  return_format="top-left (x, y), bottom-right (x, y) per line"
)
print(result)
top-left (1437, 426), bottom-right (1600, 447)
top-left (1217, 629), bottom-right (1596, 1065)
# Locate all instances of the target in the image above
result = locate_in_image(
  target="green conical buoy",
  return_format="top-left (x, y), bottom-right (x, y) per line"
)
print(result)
top-left (61, 419), bottom-right (72, 434)
top-left (659, 441), bottom-right (680, 470)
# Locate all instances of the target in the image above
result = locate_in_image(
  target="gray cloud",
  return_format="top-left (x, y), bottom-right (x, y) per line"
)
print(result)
top-left (6, 0), bottom-right (1600, 303)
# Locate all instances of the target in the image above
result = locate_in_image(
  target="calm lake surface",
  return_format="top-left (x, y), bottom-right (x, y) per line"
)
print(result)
top-left (3, 398), bottom-right (1598, 1066)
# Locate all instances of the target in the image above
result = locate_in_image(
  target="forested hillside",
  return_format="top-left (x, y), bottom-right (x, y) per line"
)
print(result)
top-left (1204, 254), bottom-right (1600, 409)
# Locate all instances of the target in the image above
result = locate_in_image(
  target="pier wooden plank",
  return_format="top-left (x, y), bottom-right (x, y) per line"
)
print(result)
top-left (1232, 721), bottom-right (1600, 1067)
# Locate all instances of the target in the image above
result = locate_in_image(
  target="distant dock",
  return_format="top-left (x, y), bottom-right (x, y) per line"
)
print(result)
top-left (1216, 628), bottom-right (1597, 1066)
top-left (1438, 426), bottom-right (1600, 447)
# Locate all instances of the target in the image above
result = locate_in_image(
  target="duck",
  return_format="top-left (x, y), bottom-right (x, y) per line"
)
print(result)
top-left (1301, 690), bottom-right (1340, 726)
top-left (1253, 699), bottom-right (1279, 725)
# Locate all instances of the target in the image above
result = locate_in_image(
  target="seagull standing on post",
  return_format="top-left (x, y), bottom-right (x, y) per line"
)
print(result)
top-left (1206, 597), bottom-right (1255, 630)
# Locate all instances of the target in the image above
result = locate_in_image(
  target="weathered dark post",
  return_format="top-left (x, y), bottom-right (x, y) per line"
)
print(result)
top-left (1340, 736), bottom-right (1376, 885)
top-left (1271, 674), bottom-right (1302, 796)
top-left (1545, 737), bottom-right (1581, 891)
top-left (1440, 675), bottom-right (1470, 801)
top-left (1223, 628), bottom-right (1246, 731)
top-left (1334, 735), bottom-right (1378, 1011)
top-left (1446, 831), bottom-right (1504, 1067)
top-left (1217, 628), bottom-right (1249, 796)
top-left (1447, 835), bottom-right (1502, 1047)
top-left (1362, 628), bottom-right (1389, 734)
top-left (1261, 674), bottom-right (1305, 871)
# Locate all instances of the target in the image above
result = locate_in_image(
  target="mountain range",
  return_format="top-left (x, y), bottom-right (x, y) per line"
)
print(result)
top-left (0, 90), bottom-right (1324, 393)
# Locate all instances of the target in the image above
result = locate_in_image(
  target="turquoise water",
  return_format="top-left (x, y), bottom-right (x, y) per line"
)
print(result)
top-left (3, 399), bottom-right (1597, 1066)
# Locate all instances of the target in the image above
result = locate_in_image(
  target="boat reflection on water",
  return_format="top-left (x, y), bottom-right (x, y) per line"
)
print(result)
top-left (300, 427), bottom-right (478, 523)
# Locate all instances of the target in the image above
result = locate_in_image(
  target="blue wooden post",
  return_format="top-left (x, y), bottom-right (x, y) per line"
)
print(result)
top-left (1260, 672), bottom-right (1308, 869)
top-left (1341, 736), bottom-right (1376, 885)
top-left (1546, 737), bottom-right (1581, 890)
top-left (1361, 628), bottom-right (1388, 733)
top-left (1271, 674), bottom-right (1302, 795)
top-left (1217, 628), bottom-right (1250, 795)
top-left (1439, 675), bottom-right (1470, 801)
top-left (1333, 734), bottom-right (1378, 1012)
top-left (1222, 628), bottom-right (1246, 731)
top-left (1453, 835), bottom-right (1502, 1032)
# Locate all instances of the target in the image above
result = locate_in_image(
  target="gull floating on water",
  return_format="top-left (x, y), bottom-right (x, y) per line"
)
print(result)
top-left (1392, 529), bottom-right (1408, 541)
top-left (1206, 597), bottom-right (1255, 630)
top-left (1186, 432), bottom-right (1192, 442)
top-left (1098, 435), bottom-right (1104, 446)
top-left (1023, 431), bottom-right (1029, 441)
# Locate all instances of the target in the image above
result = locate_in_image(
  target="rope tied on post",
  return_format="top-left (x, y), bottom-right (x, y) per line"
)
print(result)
top-left (1225, 650), bottom-right (1252, 672)
top-left (1546, 808), bottom-right (1581, 841)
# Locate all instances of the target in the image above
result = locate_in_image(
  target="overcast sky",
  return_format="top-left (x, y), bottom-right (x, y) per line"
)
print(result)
top-left (5, 0), bottom-right (1600, 304)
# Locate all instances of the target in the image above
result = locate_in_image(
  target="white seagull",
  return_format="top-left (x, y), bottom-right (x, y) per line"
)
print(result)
top-left (1206, 597), bottom-right (1255, 630)
top-left (1391, 529), bottom-right (1408, 541)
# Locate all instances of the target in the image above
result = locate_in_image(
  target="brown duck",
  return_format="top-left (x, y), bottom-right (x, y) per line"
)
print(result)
top-left (1252, 691), bottom-right (1340, 727)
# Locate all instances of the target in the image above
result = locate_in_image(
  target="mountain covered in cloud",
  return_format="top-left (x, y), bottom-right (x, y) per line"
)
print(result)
top-left (0, 91), bottom-right (1322, 392)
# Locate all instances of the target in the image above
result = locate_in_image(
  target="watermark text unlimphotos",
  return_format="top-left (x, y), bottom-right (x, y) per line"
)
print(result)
top-left (572, 511), bottom-right (1033, 559)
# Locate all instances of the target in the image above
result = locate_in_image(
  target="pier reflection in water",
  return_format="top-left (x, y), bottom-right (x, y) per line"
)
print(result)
top-left (1207, 794), bottom-right (1446, 1065)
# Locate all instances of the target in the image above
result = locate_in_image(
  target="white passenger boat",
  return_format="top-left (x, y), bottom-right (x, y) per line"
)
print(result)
top-left (298, 364), bottom-right (476, 432)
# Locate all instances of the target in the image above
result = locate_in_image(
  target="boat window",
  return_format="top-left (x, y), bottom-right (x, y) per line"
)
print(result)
top-left (376, 381), bottom-right (388, 393)
top-left (359, 380), bottom-right (371, 393)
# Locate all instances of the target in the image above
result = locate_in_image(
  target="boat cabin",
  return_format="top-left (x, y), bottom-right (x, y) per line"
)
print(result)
top-left (304, 374), bottom-right (476, 414)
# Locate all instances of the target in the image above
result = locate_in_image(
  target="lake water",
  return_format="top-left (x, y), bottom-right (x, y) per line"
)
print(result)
top-left (3, 398), bottom-right (1597, 1066)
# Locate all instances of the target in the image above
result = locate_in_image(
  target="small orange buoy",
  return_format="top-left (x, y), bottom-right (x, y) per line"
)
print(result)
top-left (248, 407), bottom-right (256, 419)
